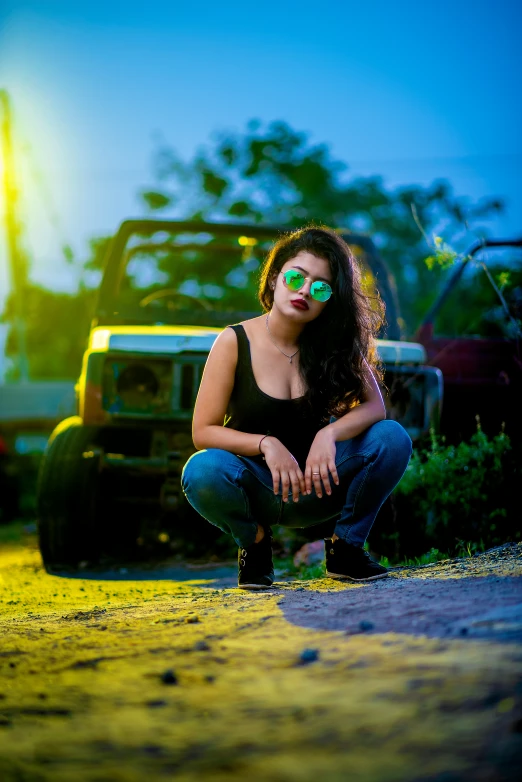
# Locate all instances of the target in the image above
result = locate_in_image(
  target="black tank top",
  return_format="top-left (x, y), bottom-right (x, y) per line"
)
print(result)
top-left (225, 324), bottom-right (324, 469)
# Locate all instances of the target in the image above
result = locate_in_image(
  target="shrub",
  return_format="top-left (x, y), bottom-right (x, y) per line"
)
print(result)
top-left (388, 422), bottom-right (520, 558)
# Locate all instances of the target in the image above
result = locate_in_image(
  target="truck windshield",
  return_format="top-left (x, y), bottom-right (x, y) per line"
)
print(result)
top-left (98, 224), bottom-right (382, 325)
top-left (115, 228), bottom-right (272, 317)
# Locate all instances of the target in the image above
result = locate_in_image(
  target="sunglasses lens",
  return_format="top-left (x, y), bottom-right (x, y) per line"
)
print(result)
top-left (311, 282), bottom-right (332, 302)
top-left (283, 270), bottom-right (305, 290)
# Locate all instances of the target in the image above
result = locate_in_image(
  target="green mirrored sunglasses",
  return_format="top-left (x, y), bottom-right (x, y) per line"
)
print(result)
top-left (281, 269), bottom-right (333, 302)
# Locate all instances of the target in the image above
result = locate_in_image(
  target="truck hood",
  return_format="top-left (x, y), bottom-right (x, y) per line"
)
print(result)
top-left (89, 325), bottom-right (222, 354)
top-left (89, 326), bottom-right (427, 364)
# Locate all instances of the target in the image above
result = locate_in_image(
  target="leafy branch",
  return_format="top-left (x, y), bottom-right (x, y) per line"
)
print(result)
top-left (411, 204), bottom-right (521, 337)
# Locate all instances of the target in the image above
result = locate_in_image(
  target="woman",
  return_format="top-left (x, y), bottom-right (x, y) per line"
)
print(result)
top-left (181, 226), bottom-right (412, 589)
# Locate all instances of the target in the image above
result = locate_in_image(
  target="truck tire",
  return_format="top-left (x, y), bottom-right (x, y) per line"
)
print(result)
top-left (37, 417), bottom-right (103, 569)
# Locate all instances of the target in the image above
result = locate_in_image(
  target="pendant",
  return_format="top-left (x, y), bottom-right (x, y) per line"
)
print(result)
top-left (289, 356), bottom-right (293, 364)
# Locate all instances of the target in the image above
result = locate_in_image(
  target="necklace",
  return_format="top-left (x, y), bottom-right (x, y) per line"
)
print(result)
top-left (265, 314), bottom-right (300, 364)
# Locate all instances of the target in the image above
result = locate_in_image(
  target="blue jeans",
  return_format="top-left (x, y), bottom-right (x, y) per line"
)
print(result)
top-left (181, 420), bottom-right (412, 549)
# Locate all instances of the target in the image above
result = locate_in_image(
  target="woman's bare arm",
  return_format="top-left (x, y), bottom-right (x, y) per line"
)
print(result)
top-left (192, 327), bottom-right (266, 455)
top-left (325, 358), bottom-right (386, 443)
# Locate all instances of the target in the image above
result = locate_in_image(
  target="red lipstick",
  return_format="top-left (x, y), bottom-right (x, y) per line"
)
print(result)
top-left (291, 299), bottom-right (309, 311)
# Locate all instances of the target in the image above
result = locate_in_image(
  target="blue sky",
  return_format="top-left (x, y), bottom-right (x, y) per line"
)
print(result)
top-left (0, 0), bottom-right (521, 305)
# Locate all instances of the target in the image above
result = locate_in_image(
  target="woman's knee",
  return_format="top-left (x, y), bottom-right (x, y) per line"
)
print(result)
top-left (181, 448), bottom-right (238, 495)
top-left (363, 419), bottom-right (412, 462)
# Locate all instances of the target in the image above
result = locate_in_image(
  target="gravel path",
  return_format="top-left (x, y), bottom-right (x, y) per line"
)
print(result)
top-left (280, 573), bottom-right (522, 641)
top-left (0, 538), bottom-right (521, 782)
top-left (280, 543), bottom-right (522, 642)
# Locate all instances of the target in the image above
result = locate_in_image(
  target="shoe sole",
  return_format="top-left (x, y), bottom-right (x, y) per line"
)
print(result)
top-left (326, 570), bottom-right (389, 582)
top-left (238, 583), bottom-right (274, 590)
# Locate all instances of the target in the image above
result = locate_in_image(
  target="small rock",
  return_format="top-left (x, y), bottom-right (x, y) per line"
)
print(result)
top-left (146, 699), bottom-right (168, 708)
top-left (205, 675), bottom-right (216, 683)
top-left (293, 540), bottom-right (324, 567)
top-left (299, 648), bottom-right (319, 665)
top-left (194, 641), bottom-right (210, 651)
top-left (359, 621), bottom-right (374, 632)
top-left (160, 669), bottom-right (178, 685)
top-left (347, 659), bottom-right (369, 669)
top-left (185, 615), bottom-right (200, 624)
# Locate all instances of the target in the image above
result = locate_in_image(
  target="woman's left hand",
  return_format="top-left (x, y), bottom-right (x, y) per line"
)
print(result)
top-left (305, 427), bottom-right (339, 498)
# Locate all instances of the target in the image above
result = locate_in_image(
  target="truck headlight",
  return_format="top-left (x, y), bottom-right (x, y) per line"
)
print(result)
top-left (116, 364), bottom-right (159, 410)
top-left (102, 359), bottom-right (172, 415)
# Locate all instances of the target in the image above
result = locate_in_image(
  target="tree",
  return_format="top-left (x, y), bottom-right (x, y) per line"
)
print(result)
top-left (1, 283), bottom-right (96, 380)
top-left (139, 119), bottom-right (504, 333)
top-left (2, 120), bottom-right (509, 380)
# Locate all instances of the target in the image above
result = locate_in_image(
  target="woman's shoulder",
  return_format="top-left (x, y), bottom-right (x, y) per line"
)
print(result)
top-left (233, 315), bottom-right (265, 342)
top-left (216, 315), bottom-right (263, 355)
top-left (210, 324), bottom-right (239, 358)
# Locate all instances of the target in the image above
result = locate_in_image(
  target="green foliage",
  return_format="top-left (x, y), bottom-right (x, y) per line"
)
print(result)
top-left (418, 218), bottom-right (522, 340)
top-left (0, 520), bottom-right (34, 546)
top-left (393, 548), bottom-right (449, 567)
top-left (394, 424), bottom-right (519, 552)
top-left (497, 271), bottom-right (511, 290)
top-left (84, 235), bottom-right (113, 271)
top-left (424, 236), bottom-right (460, 271)
top-left (140, 120), bottom-right (503, 334)
top-left (433, 263), bottom-right (522, 338)
top-left (2, 120), bottom-right (511, 378)
top-left (1, 284), bottom-right (96, 380)
top-left (379, 541), bottom-right (486, 569)
top-left (274, 555), bottom-right (326, 581)
top-left (141, 191), bottom-right (171, 210)
top-left (454, 538), bottom-right (487, 558)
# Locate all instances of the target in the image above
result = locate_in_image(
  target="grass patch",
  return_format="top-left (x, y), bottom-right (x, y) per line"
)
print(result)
top-left (274, 555), bottom-right (326, 581)
top-left (276, 539), bottom-right (491, 581)
top-left (0, 520), bottom-right (37, 546)
top-left (384, 548), bottom-right (450, 568)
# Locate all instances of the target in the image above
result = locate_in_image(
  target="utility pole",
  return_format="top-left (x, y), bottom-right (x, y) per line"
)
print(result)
top-left (0, 89), bottom-right (29, 382)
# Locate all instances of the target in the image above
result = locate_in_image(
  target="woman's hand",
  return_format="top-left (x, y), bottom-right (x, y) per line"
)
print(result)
top-left (305, 427), bottom-right (339, 498)
top-left (260, 437), bottom-right (306, 503)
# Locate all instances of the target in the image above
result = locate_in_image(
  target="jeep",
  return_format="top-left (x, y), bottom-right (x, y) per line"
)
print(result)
top-left (37, 220), bottom-right (442, 568)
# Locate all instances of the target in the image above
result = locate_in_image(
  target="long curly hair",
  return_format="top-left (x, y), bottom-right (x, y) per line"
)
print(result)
top-left (258, 226), bottom-right (385, 421)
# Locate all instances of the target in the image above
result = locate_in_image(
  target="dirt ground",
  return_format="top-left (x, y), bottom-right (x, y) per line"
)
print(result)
top-left (1, 533), bottom-right (521, 782)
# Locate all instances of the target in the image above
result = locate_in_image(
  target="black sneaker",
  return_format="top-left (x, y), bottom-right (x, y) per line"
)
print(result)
top-left (325, 537), bottom-right (388, 581)
top-left (238, 527), bottom-right (275, 590)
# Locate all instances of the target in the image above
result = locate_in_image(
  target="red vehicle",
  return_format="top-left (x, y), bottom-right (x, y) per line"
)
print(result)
top-left (415, 238), bottom-right (522, 441)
